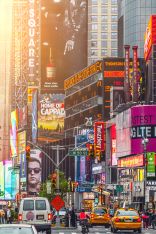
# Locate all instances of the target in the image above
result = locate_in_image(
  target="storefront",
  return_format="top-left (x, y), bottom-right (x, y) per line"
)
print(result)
top-left (118, 154), bottom-right (144, 209)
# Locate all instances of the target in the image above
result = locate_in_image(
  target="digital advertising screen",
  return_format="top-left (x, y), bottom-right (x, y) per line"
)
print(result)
top-left (0, 161), bottom-right (4, 199)
top-left (10, 110), bottom-right (18, 158)
top-left (38, 93), bottom-right (65, 142)
top-left (41, 0), bottom-right (87, 92)
top-left (32, 89), bottom-right (38, 143)
top-left (17, 131), bottom-right (26, 163)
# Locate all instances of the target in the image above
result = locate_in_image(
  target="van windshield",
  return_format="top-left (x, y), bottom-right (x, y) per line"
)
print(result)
top-left (23, 200), bottom-right (34, 211)
top-left (35, 200), bottom-right (46, 210)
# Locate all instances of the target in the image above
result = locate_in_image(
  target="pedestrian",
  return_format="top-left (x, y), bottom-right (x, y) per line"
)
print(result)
top-left (141, 211), bottom-right (149, 229)
top-left (4, 207), bottom-right (7, 224)
top-left (6, 208), bottom-right (12, 224)
top-left (64, 210), bottom-right (69, 227)
top-left (70, 208), bottom-right (77, 228)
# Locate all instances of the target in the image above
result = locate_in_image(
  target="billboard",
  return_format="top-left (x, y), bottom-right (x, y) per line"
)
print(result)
top-left (41, 0), bottom-right (87, 92)
top-left (116, 108), bottom-right (131, 158)
top-left (111, 125), bottom-right (117, 166)
top-left (147, 152), bottom-right (156, 177)
top-left (18, 106), bottom-right (27, 129)
top-left (131, 105), bottom-right (156, 154)
top-left (17, 131), bottom-right (26, 163)
top-left (20, 152), bottom-right (27, 182)
top-left (103, 58), bottom-right (125, 121)
top-left (32, 90), bottom-right (38, 143)
top-left (0, 161), bottom-right (4, 199)
top-left (10, 110), bottom-right (18, 158)
top-left (38, 93), bottom-right (65, 142)
top-left (28, 149), bottom-right (42, 195)
top-left (144, 15), bottom-right (156, 61)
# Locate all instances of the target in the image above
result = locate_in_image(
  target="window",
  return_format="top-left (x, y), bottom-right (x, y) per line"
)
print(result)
top-left (92, 24), bottom-right (98, 30)
top-left (111, 0), bottom-right (117, 5)
top-left (111, 32), bottom-right (117, 39)
top-left (101, 49), bottom-right (107, 56)
top-left (35, 200), bottom-right (46, 210)
top-left (111, 50), bottom-right (117, 57)
top-left (111, 24), bottom-right (117, 31)
top-left (101, 32), bottom-right (108, 39)
top-left (92, 0), bottom-right (98, 4)
top-left (101, 7), bottom-right (107, 14)
top-left (101, 41), bottom-right (107, 47)
top-left (91, 15), bottom-right (98, 22)
top-left (111, 15), bottom-right (117, 21)
top-left (111, 41), bottom-right (117, 48)
top-left (91, 32), bottom-right (98, 39)
top-left (92, 6), bottom-right (98, 14)
top-left (101, 15), bottom-right (108, 22)
top-left (91, 41), bottom-right (97, 47)
top-left (101, 0), bottom-right (108, 4)
top-left (91, 50), bottom-right (97, 56)
top-left (23, 200), bottom-right (34, 211)
top-left (101, 24), bottom-right (108, 31)
top-left (111, 7), bottom-right (117, 13)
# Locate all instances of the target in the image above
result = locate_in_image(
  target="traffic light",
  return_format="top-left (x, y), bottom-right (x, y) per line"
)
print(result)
top-left (51, 173), bottom-right (57, 189)
top-left (26, 145), bottom-right (31, 160)
top-left (71, 181), bottom-right (79, 192)
top-left (87, 144), bottom-right (94, 158)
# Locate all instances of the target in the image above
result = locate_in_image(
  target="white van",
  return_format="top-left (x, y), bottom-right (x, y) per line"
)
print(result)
top-left (18, 197), bottom-right (52, 234)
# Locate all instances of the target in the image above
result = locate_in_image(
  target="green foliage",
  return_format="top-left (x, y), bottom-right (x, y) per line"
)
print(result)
top-left (39, 171), bottom-right (69, 202)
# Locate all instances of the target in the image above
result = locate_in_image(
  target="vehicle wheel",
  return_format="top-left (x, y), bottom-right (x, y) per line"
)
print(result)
top-left (153, 223), bottom-right (156, 230)
top-left (46, 229), bottom-right (51, 234)
top-left (111, 226), bottom-right (113, 232)
top-left (138, 228), bottom-right (142, 233)
top-left (105, 223), bottom-right (110, 228)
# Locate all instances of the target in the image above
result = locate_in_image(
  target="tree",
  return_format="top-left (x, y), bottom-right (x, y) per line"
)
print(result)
top-left (39, 171), bottom-right (69, 202)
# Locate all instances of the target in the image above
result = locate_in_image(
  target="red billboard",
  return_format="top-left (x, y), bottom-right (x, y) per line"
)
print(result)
top-left (118, 154), bottom-right (144, 168)
top-left (94, 122), bottom-right (105, 151)
top-left (144, 15), bottom-right (156, 61)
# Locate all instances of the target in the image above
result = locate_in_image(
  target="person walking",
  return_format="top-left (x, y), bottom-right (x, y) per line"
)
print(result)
top-left (6, 208), bottom-right (11, 224)
top-left (70, 208), bottom-right (77, 228)
top-left (142, 211), bottom-right (149, 229)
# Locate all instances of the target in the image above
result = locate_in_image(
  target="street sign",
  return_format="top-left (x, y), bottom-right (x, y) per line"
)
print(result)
top-left (116, 185), bottom-right (123, 193)
top-left (69, 148), bottom-right (88, 156)
top-left (51, 195), bottom-right (65, 211)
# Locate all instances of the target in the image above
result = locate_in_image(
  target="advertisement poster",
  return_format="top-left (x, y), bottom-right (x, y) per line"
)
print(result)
top-left (20, 152), bottom-right (27, 182)
top-left (147, 152), bottom-right (155, 177)
top-left (41, 0), bottom-right (87, 91)
top-left (28, 149), bottom-right (42, 195)
top-left (0, 161), bottom-right (4, 199)
top-left (38, 93), bottom-right (65, 142)
top-left (32, 90), bottom-right (38, 143)
top-left (10, 110), bottom-right (18, 158)
top-left (17, 131), bottom-right (26, 163)
top-left (131, 105), bottom-right (156, 154)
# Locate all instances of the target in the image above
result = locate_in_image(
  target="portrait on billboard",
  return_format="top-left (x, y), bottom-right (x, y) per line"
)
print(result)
top-left (41, 0), bottom-right (87, 91)
top-left (28, 150), bottom-right (42, 195)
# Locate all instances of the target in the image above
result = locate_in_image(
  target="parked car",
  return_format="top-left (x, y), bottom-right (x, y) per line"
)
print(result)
top-left (18, 197), bottom-right (52, 234)
top-left (110, 208), bottom-right (142, 233)
top-left (0, 224), bottom-right (37, 234)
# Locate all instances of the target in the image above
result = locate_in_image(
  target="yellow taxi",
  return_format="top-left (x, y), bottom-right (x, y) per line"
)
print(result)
top-left (89, 206), bottom-right (110, 227)
top-left (110, 208), bottom-right (142, 233)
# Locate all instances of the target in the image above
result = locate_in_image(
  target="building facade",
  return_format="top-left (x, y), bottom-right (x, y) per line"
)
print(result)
top-left (118, 0), bottom-right (156, 57)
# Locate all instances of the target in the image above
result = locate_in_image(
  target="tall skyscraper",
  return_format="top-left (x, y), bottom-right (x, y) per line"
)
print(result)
top-left (0, 1), bottom-right (12, 161)
top-left (118, 0), bottom-right (156, 58)
top-left (88, 0), bottom-right (118, 65)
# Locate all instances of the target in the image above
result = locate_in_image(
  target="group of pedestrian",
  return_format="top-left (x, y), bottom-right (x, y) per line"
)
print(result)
top-left (140, 209), bottom-right (156, 229)
top-left (0, 207), bottom-right (12, 224)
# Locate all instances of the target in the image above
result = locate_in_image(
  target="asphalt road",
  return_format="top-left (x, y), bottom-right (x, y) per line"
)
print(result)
top-left (41, 226), bottom-right (156, 234)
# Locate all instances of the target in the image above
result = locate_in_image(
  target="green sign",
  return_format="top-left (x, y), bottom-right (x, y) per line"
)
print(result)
top-left (116, 185), bottom-right (123, 193)
top-left (147, 152), bottom-right (155, 177)
top-left (69, 148), bottom-right (88, 156)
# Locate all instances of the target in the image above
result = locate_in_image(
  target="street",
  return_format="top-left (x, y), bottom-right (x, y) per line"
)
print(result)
top-left (38, 226), bottom-right (156, 234)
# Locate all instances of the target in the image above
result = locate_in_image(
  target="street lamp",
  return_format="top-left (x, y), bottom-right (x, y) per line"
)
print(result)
top-left (141, 137), bottom-right (149, 209)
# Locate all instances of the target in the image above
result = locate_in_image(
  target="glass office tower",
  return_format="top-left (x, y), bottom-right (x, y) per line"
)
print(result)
top-left (88, 0), bottom-right (118, 65)
top-left (118, 0), bottom-right (156, 58)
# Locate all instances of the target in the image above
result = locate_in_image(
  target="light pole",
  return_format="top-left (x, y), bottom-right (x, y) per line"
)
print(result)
top-left (141, 137), bottom-right (149, 209)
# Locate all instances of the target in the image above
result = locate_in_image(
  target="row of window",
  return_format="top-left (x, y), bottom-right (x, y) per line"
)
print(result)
top-left (90, 15), bottom-right (118, 22)
top-left (91, 7), bottom-right (117, 14)
top-left (91, 0), bottom-right (117, 5)
top-left (90, 49), bottom-right (117, 57)
top-left (91, 40), bottom-right (117, 48)
top-left (91, 23), bottom-right (117, 31)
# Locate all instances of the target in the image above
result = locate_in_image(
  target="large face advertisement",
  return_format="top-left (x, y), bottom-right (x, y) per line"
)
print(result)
top-left (131, 105), bottom-right (156, 154)
top-left (41, 0), bottom-right (87, 91)
top-left (28, 150), bottom-right (42, 195)
top-left (10, 110), bottom-right (18, 158)
top-left (38, 93), bottom-right (65, 142)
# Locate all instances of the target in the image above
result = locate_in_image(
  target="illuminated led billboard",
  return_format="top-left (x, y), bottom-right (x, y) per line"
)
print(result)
top-left (38, 93), bottom-right (65, 142)
top-left (10, 110), bottom-right (18, 157)
top-left (0, 161), bottom-right (4, 199)
top-left (41, 0), bottom-right (87, 91)
top-left (32, 90), bottom-right (38, 143)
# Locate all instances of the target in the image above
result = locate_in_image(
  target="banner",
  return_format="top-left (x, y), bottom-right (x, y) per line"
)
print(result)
top-left (10, 110), bottom-right (18, 158)
top-left (132, 46), bottom-right (138, 102)
top-left (147, 152), bottom-right (155, 177)
top-left (94, 122), bottom-right (105, 151)
top-left (124, 45), bottom-right (131, 102)
top-left (38, 93), bottom-right (65, 142)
